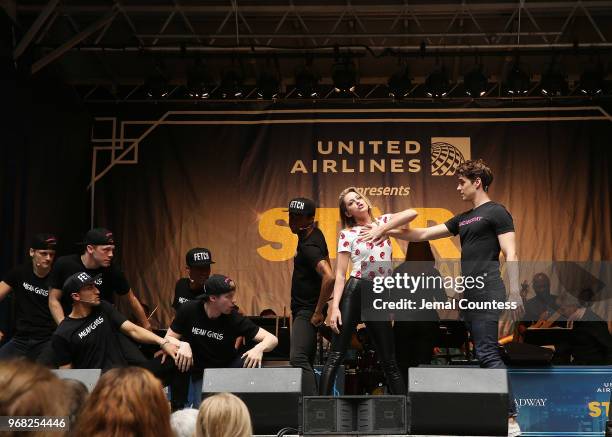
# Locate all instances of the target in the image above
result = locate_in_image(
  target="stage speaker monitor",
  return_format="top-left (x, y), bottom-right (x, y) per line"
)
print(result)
top-left (202, 368), bottom-right (314, 435)
top-left (357, 396), bottom-right (407, 434)
top-left (302, 396), bottom-right (407, 435)
top-left (302, 397), bottom-right (353, 434)
top-left (409, 367), bottom-right (508, 436)
top-left (52, 369), bottom-right (101, 392)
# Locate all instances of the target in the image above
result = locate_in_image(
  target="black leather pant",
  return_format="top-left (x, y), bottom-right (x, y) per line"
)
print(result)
top-left (319, 277), bottom-right (406, 395)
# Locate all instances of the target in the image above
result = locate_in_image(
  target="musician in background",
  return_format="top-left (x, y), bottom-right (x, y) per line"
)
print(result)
top-left (557, 293), bottom-right (612, 365)
top-left (523, 273), bottom-right (560, 325)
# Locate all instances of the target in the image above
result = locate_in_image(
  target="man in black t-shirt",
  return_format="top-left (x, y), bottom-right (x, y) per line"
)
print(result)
top-left (172, 248), bottom-right (214, 311)
top-left (286, 197), bottom-right (334, 394)
top-left (0, 234), bottom-right (58, 362)
top-left (48, 228), bottom-right (151, 330)
top-left (165, 274), bottom-right (278, 406)
top-left (366, 159), bottom-right (523, 436)
top-left (52, 271), bottom-right (179, 370)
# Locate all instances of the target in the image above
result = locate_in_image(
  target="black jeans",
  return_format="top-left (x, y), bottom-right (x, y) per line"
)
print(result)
top-left (319, 277), bottom-right (406, 395)
top-left (466, 319), bottom-right (517, 417)
top-left (0, 335), bottom-right (54, 365)
top-left (290, 309), bottom-right (318, 395)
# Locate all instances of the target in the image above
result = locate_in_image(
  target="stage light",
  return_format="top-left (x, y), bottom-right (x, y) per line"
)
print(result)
top-left (332, 59), bottom-right (357, 93)
top-left (186, 61), bottom-right (215, 99)
top-left (464, 67), bottom-right (488, 97)
top-left (577, 68), bottom-right (604, 96)
top-left (505, 64), bottom-right (530, 95)
top-left (540, 69), bottom-right (568, 96)
top-left (219, 70), bottom-right (244, 99)
top-left (388, 66), bottom-right (412, 98)
top-left (144, 74), bottom-right (169, 99)
top-left (425, 68), bottom-right (449, 98)
top-left (256, 72), bottom-right (280, 99)
top-left (294, 67), bottom-right (320, 98)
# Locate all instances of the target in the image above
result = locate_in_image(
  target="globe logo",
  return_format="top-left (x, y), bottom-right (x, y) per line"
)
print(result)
top-left (431, 142), bottom-right (466, 176)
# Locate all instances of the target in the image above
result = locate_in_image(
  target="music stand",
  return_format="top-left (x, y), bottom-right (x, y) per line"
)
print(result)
top-left (248, 316), bottom-right (291, 360)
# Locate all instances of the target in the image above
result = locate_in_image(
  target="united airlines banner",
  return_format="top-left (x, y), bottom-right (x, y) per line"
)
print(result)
top-left (89, 105), bottom-right (612, 324)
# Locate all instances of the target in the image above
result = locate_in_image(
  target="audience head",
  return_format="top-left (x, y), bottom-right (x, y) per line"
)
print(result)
top-left (170, 408), bottom-right (199, 437)
top-left (259, 308), bottom-right (277, 318)
top-left (0, 359), bottom-right (70, 436)
top-left (72, 367), bottom-right (172, 437)
top-left (62, 378), bottom-right (89, 425)
top-left (196, 392), bottom-right (252, 437)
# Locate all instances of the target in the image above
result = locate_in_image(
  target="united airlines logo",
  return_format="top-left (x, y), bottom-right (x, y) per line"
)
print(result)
top-left (431, 137), bottom-right (471, 176)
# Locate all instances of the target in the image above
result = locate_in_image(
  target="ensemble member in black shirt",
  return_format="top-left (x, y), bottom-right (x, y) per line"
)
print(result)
top-left (48, 228), bottom-right (150, 329)
top-left (0, 234), bottom-right (58, 362)
top-left (52, 271), bottom-right (180, 370)
top-left (48, 228), bottom-right (153, 367)
top-left (172, 247), bottom-right (214, 310)
top-left (364, 159), bottom-right (523, 436)
top-left (165, 274), bottom-right (278, 405)
top-left (286, 197), bottom-right (334, 394)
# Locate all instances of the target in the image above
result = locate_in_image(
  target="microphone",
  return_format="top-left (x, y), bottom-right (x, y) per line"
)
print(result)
top-left (297, 223), bottom-right (314, 232)
top-left (79, 299), bottom-right (99, 304)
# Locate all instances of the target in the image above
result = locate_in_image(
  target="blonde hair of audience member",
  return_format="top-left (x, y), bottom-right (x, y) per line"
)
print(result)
top-left (196, 393), bottom-right (252, 437)
top-left (72, 367), bottom-right (173, 437)
top-left (0, 359), bottom-right (70, 437)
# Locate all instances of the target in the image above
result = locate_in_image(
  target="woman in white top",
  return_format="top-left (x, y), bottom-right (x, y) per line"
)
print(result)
top-left (319, 186), bottom-right (418, 395)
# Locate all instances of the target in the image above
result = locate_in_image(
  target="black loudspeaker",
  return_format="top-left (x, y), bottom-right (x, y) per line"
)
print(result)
top-left (302, 396), bottom-right (407, 435)
top-left (202, 368), bottom-right (313, 435)
top-left (409, 367), bottom-right (508, 436)
top-left (503, 342), bottom-right (554, 364)
top-left (52, 369), bottom-right (101, 392)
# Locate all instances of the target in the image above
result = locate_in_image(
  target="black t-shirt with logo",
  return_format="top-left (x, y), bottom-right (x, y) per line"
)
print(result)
top-left (49, 254), bottom-right (130, 314)
top-left (170, 301), bottom-right (259, 370)
top-left (3, 263), bottom-right (56, 338)
top-left (291, 227), bottom-right (329, 314)
top-left (172, 278), bottom-right (202, 310)
top-left (52, 301), bottom-right (127, 370)
top-left (445, 201), bottom-right (514, 288)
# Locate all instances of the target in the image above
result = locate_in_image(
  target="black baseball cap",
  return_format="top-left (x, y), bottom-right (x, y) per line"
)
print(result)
top-left (83, 228), bottom-right (116, 245)
top-left (30, 233), bottom-right (58, 250)
top-left (284, 197), bottom-right (316, 216)
top-left (186, 248), bottom-right (215, 267)
top-left (201, 274), bottom-right (236, 296)
top-left (63, 272), bottom-right (102, 295)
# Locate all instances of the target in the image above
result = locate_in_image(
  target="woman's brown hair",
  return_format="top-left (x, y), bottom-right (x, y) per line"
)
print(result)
top-left (0, 360), bottom-right (71, 437)
top-left (72, 367), bottom-right (172, 437)
top-left (338, 186), bottom-right (375, 229)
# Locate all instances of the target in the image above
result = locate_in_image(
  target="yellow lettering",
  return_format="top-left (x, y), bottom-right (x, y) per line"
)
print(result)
top-left (323, 160), bottom-right (337, 173)
top-left (317, 140), bottom-right (332, 155)
top-left (406, 141), bottom-right (421, 153)
top-left (387, 140), bottom-right (400, 154)
top-left (341, 159), bottom-right (355, 173)
top-left (338, 141), bottom-right (353, 154)
top-left (408, 158), bottom-right (421, 172)
top-left (390, 159), bottom-right (403, 172)
top-left (257, 207), bottom-right (459, 261)
top-left (290, 160), bottom-right (307, 174)
top-left (257, 208), bottom-right (297, 261)
top-left (589, 402), bottom-right (602, 418)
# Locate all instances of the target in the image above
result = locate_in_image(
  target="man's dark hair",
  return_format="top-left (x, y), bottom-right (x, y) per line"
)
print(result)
top-left (456, 159), bottom-right (494, 192)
